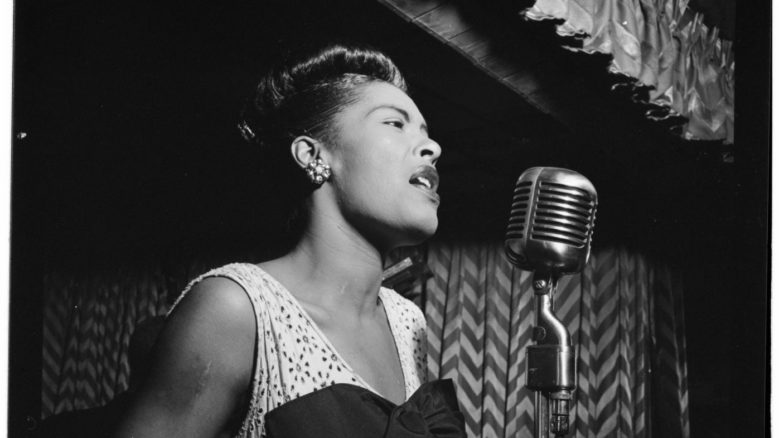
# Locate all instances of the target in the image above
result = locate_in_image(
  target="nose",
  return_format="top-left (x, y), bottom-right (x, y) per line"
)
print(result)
top-left (416, 138), bottom-right (442, 165)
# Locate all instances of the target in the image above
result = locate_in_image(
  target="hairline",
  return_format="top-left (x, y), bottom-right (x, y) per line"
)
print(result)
top-left (316, 78), bottom-right (410, 147)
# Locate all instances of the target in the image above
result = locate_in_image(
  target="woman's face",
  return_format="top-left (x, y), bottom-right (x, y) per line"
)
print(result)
top-left (325, 81), bottom-right (442, 250)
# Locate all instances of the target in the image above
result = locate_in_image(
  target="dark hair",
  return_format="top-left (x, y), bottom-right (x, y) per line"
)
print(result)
top-left (238, 43), bottom-right (407, 241)
top-left (239, 43), bottom-right (407, 150)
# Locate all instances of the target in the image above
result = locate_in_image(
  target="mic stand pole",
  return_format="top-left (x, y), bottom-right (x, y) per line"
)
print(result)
top-left (528, 271), bottom-right (576, 437)
top-left (534, 391), bottom-right (551, 438)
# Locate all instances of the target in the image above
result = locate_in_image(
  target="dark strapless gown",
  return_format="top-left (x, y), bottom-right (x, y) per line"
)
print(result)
top-left (264, 379), bottom-right (466, 437)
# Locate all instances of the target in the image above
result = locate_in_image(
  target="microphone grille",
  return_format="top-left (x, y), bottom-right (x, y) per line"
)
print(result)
top-left (532, 181), bottom-right (595, 247)
top-left (505, 167), bottom-right (597, 273)
top-left (506, 180), bottom-right (533, 241)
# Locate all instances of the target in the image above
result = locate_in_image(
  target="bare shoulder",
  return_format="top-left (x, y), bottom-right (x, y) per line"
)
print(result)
top-left (171, 276), bottom-right (256, 325)
top-left (163, 276), bottom-right (257, 378)
top-left (113, 276), bottom-right (257, 438)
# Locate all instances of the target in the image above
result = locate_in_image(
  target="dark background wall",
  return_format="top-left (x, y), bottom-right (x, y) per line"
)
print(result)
top-left (11, 0), bottom-right (766, 436)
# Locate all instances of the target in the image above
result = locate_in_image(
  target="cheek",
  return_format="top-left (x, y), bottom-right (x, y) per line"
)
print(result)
top-left (337, 137), bottom-right (402, 188)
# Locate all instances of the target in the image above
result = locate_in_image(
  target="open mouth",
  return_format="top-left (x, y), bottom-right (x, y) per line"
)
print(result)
top-left (409, 166), bottom-right (440, 196)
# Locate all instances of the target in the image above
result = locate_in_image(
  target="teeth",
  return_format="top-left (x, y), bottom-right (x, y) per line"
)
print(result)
top-left (415, 176), bottom-right (431, 189)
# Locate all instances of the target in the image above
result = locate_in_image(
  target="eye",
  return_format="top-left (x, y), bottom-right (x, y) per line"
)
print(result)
top-left (384, 120), bottom-right (405, 129)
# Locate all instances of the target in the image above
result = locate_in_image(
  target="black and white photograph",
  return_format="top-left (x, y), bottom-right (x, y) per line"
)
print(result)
top-left (9, 0), bottom-right (766, 437)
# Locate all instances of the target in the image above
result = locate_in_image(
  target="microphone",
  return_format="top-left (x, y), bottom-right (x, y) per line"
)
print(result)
top-left (504, 167), bottom-right (597, 437)
top-left (505, 167), bottom-right (597, 276)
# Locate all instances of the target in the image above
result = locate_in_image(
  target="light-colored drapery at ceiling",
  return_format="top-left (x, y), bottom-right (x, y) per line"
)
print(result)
top-left (524, 0), bottom-right (734, 143)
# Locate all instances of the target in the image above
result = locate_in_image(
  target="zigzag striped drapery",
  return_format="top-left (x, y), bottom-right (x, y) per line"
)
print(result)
top-left (41, 259), bottom-right (226, 418)
top-left (42, 246), bottom-right (689, 438)
top-left (41, 268), bottom-right (171, 418)
top-left (425, 242), bottom-right (689, 438)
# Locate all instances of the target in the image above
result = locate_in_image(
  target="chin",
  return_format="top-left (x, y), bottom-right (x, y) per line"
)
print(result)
top-left (421, 218), bottom-right (439, 238)
top-left (401, 217), bottom-right (439, 246)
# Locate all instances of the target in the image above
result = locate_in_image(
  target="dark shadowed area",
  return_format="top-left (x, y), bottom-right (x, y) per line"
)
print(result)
top-left (11, 0), bottom-right (765, 436)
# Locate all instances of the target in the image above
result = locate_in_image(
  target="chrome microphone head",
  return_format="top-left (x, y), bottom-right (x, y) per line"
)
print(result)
top-left (505, 167), bottom-right (597, 276)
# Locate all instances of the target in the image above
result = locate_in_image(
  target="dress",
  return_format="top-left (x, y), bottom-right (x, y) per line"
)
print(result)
top-left (170, 263), bottom-right (464, 438)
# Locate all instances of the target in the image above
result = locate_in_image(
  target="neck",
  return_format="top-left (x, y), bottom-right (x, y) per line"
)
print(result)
top-left (266, 201), bottom-right (387, 318)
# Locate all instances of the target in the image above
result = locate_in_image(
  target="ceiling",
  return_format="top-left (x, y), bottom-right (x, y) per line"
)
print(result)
top-left (13, 0), bottom-right (748, 265)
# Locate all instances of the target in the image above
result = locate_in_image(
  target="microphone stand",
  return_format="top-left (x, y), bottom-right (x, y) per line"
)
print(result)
top-left (528, 271), bottom-right (576, 437)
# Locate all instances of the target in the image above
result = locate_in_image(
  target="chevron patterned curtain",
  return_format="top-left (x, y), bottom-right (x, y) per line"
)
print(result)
top-left (41, 268), bottom-right (172, 418)
top-left (424, 242), bottom-right (689, 438)
top-left (41, 247), bottom-right (689, 437)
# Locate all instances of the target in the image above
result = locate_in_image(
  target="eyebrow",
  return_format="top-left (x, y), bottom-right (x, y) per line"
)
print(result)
top-left (367, 104), bottom-right (429, 134)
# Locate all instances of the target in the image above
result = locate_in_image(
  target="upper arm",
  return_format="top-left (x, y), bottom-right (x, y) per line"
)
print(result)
top-left (112, 277), bottom-right (257, 438)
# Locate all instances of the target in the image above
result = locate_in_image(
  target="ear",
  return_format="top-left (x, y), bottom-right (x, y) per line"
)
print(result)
top-left (289, 136), bottom-right (322, 170)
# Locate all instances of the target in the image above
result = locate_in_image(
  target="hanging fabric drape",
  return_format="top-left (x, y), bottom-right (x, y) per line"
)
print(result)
top-left (41, 257), bottom-right (223, 418)
top-left (425, 242), bottom-right (690, 437)
top-left (523, 0), bottom-right (734, 143)
top-left (42, 246), bottom-right (689, 437)
top-left (41, 268), bottom-right (171, 418)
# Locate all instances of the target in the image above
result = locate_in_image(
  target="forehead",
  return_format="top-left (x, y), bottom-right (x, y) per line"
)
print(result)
top-left (347, 81), bottom-right (424, 121)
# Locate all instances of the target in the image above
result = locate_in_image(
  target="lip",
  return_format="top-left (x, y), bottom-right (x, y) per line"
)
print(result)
top-left (409, 165), bottom-right (440, 204)
top-left (427, 191), bottom-right (441, 205)
top-left (414, 187), bottom-right (440, 204)
top-left (409, 165), bottom-right (439, 190)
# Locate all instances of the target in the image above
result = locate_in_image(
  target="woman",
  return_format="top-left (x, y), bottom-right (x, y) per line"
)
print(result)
top-left (113, 43), bottom-right (464, 438)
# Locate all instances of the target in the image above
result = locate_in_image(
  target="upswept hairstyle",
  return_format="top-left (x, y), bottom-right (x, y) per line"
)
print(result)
top-left (238, 43), bottom-right (408, 238)
top-left (239, 43), bottom-right (407, 152)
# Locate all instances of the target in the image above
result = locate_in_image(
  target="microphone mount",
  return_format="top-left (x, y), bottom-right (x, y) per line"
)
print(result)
top-left (503, 167), bottom-right (597, 438)
top-left (527, 271), bottom-right (576, 437)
